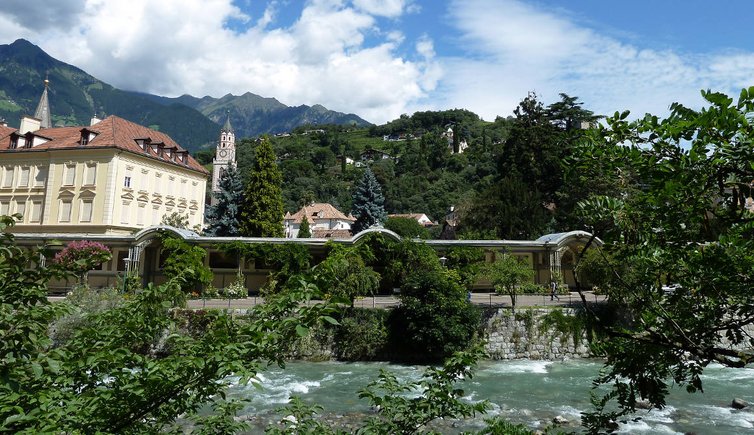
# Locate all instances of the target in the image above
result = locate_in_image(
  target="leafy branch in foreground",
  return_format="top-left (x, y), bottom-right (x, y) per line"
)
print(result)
top-left (570, 88), bottom-right (754, 432)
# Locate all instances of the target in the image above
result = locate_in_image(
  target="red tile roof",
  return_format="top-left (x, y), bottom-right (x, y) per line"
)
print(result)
top-left (285, 202), bottom-right (354, 224)
top-left (0, 116), bottom-right (208, 175)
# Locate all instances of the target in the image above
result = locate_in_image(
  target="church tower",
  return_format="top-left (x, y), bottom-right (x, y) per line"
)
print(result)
top-left (34, 78), bottom-right (52, 128)
top-left (211, 111), bottom-right (236, 204)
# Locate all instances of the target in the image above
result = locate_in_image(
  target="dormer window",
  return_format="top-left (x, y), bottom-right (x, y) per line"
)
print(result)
top-left (79, 129), bottom-right (97, 146)
top-left (134, 138), bottom-right (150, 152)
top-left (23, 137), bottom-right (31, 148)
top-left (9, 136), bottom-right (17, 149)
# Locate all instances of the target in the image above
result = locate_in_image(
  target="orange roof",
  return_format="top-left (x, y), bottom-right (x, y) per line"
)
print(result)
top-left (0, 116), bottom-right (208, 175)
top-left (0, 125), bottom-right (15, 142)
top-left (286, 202), bottom-right (354, 224)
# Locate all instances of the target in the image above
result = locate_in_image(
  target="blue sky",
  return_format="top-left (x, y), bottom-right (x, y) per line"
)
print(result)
top-left (1, 0), bottom-right (752, 124)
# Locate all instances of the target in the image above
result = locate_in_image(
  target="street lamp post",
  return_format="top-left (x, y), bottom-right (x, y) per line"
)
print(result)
top-left (122, 257), bottom-right (131, 294)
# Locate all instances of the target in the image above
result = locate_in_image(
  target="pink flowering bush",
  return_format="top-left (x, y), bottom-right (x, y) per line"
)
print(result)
top-left (53, 240), bottom-right (112, 284)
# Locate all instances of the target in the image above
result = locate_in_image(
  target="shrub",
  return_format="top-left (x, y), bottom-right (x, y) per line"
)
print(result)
top-left (333, 308), bottom-right (389, 361)
top-left (53, 240), bottom-right (112, 284)
top-left (390, 269), bottom-right (481, 363)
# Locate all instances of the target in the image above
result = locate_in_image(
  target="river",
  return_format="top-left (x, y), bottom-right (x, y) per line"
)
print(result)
top-left (226, 359), bottom-right (754, 434)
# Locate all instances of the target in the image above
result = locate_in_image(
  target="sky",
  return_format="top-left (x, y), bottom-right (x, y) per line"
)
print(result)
top-left (1, 0), bottom-right (753, 124)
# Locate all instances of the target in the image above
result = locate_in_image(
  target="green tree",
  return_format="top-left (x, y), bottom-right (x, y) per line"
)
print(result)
top-left (351, 167), bottom-right (387, 234)
top-left (0, 214), bottom-right (336, 433)
top-left (298, 215), bottom-right (311, 238)
top-left (480, 252), bottom-right (534, 313)
top-left (205, 164), bottom-right (244, 237)
top-left (314, 244), bottom-right (379, 306)
top-left (572, 88), bottom-right (754, 431)
top-left (391, 268), bottom-right (480, 362)
top-left (159, 233), bottom-right (213, 295)
top-left (240, 137), bottom-right (284, 237)
top-left (384, 216), bottom-right (429, 239)
top-left (161, 211), bottom-right (190, 229)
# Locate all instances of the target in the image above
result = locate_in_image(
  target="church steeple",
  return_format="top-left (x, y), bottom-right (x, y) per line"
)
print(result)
top-left (221, 111), bottom-right (233, 133)
top-left (34, 77), bottom-right (52, 128)
top-left (211, 110), bottom-right (237, 205)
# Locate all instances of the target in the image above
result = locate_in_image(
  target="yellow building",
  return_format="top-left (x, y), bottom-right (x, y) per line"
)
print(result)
top-left (0, 85), bottom-right (208, 234)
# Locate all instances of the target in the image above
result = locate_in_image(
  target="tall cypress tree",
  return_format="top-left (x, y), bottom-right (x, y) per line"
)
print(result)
top-left (350, 167), bottom-right (387, 234)
top-left (205, 165), bottom-right (244, 236)
top-left (240, 137), bottom-right (284, 237)
top-left (298, 215), bottom-right (311, 238)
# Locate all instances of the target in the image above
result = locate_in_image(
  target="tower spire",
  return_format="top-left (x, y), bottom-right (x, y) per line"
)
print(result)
top-left (221, 110), bottom-right (233, 133)
top-left (34, 76), bottom-right (52, 128)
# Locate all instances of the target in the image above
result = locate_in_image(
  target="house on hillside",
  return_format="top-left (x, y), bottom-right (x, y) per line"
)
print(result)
top-left (359, 148), bottom-right (393, 163)
top-left (284, 202), bottom-right (355, 239)
top-left (388, 213), bottom-right (435, 227)
top-left (0, 80), bottom-right (208, 234)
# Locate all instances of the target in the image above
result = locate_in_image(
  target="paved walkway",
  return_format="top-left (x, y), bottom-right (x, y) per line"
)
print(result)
top-left (186, 291), bottom-right (606, 310)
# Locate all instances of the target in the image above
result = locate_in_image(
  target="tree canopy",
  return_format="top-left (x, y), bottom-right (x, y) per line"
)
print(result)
top-left (239, 137), bottom-right (284, 237)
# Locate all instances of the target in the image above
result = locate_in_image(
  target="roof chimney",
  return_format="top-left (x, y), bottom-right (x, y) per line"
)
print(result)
top-left (90, 115), bottom-right (101, 126)
top-left (19, 116), bottom-right (41, 134)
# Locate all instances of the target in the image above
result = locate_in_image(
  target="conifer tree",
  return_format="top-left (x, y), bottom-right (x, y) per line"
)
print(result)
top-left (205, 165), bottom-right (243, 236)
top-left (240, 137), bottom-right (284, 237)
top-left (350, 167), bottom-right (387, 234)
top-left (298, 215), bottom-right (311, 238)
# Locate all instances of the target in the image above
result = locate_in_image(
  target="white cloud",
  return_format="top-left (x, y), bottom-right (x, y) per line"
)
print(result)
top-left (437, 0), bottom-right (754, 121)
top-left (0, 0), bottom-right (437, 124)
top-left (352, 0), bottom-right (411, 18)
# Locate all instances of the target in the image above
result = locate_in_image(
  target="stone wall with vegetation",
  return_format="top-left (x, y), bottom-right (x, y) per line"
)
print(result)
top-left (484, 308), bottom-right (593, 360)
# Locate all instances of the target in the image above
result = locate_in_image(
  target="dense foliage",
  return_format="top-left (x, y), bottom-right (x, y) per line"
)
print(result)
top-left (384, 216), bottom-right (429, 239)
top-left (571, 89), bottom-right (754, 431)
top-left (0, 214), bottom-right (337, 432)
top-left (240, 137), bottom-right (285, 237)
top-left (159, 233), bottom-right (213, 294)
top-left (205, 164), bottom-right (244, 236)
top-left (235, 95), bottom-right (597, 240)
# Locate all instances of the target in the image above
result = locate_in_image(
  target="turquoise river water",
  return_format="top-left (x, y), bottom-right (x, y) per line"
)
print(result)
top-left (227, 359), bottom-right (754, 434)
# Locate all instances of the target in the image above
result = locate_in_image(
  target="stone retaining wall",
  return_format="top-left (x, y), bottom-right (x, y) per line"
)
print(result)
top-left (484, 308), bottom-right (592, 360)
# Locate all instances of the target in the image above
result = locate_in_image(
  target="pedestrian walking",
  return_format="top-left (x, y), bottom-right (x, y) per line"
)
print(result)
top-left (550, 280), bottom-right (560, 301)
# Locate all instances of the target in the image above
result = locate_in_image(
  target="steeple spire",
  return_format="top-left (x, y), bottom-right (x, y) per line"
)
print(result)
top-left (221, 110), bottom-right (233, 133)
top-left (34, 77), bottom-right (52, 128)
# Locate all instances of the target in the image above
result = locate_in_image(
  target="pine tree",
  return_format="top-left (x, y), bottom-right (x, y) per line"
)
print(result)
top-left (205, 165), bottom-right (244, 236)
top-left (239, 137), bottom-right (284, 237)
top-left (298, 215), bottom-right (311, 238)
top-left (350, 167), bottom-right (387, 234)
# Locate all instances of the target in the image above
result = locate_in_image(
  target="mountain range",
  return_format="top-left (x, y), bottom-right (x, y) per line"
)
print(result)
top-left (0, 39), bottom-right (371, 152)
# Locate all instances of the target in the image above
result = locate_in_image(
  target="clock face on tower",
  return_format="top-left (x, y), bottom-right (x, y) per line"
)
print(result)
top-left (219, 150), bottom-right (227, 158)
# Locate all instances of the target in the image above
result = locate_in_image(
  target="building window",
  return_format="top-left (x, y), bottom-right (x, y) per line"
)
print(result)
top-left (80, 132), bottom-right (89, 146)
top-left (34, 166), bottom-right (47, 187)
top-left (124, 175), bottom-right (132, 188)
top-left (18, 167), bottom-right (30, 187)
top-left (14, 200), bottom-right (25, 221)
top-left (30, 201), bottom-right (42, 222)
top-left (64, 164), bottom-right (76, 186)
top-left (137, 203), bottom-right (145, 226)
top-left (59, 200), bottom-right (72, 222)
top-left (0, 201), bottom-right (9, 216)
top-left (84, 163), bottom-right (97, 186)
top-left (80, 199), bottom-right (93, 222)
top-left (120, 202), bottom-right (130, 224)
top-left (9, 136), bottom-right (18, 149)
top-left (2, 167), bottom-right (13, 188)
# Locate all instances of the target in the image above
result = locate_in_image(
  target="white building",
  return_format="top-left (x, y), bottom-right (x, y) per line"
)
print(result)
top-left (284, 202), bottom-right (354, 239)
